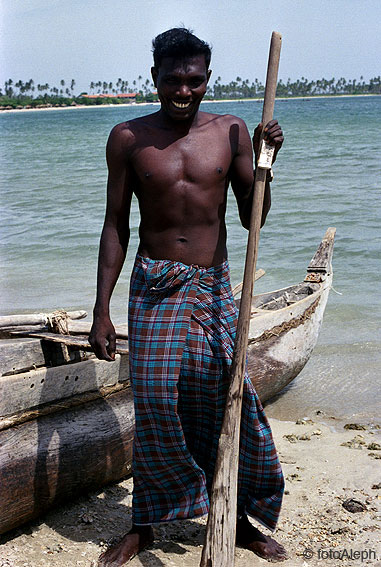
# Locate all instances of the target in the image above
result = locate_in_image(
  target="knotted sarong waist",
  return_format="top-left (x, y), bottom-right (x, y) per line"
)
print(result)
top-left (128, 254), bottom-right (284, 529)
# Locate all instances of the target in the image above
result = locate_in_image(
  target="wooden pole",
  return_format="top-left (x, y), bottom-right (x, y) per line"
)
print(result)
top-left (200, 31), bottom-right (282, 567)
top-left (0, 310), bottom-right (87, 328)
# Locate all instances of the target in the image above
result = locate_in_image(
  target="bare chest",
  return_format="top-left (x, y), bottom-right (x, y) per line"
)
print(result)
top-left (130, 130), bottom-right (232, 188)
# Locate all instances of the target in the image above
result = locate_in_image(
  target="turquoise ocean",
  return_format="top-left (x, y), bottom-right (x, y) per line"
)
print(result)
top-left (1, 96), bottom-right (380, 421)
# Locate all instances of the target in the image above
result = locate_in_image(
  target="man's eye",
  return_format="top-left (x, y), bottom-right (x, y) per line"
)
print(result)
top-left (190, 80), bottom-right (203, 87)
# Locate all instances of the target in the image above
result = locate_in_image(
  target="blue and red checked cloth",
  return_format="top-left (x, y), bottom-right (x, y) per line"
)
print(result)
top-left (128, 254), bottom-right (284, 530)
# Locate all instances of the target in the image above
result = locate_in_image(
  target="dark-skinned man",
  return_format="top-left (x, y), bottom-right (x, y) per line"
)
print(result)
top-left (89, 28), bottom-right (287, 565)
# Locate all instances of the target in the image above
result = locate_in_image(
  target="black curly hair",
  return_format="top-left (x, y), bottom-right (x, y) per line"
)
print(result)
top-left (152, 28), bottom-right (212, 70)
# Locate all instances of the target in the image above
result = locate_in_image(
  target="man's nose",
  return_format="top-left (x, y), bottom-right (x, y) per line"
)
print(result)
top-left (178, 84), bottom-right (191, 97)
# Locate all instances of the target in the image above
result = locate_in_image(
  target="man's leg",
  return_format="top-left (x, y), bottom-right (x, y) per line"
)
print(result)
top-left (98, 524), bottom-right (154, 566)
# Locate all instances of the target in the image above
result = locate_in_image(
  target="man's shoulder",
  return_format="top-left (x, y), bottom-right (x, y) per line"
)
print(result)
top-left (108, 113), bottom-right (157, 148)
top-left (198, 111), bottom-right (248, 130)
top-left (111, 114), bottom-right (152, 135)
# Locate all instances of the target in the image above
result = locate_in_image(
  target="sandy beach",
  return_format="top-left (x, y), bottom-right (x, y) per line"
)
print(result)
top-left (0, 94), bottom-right (379, 114)
top-left (1, 415), bottom-right (379, 567)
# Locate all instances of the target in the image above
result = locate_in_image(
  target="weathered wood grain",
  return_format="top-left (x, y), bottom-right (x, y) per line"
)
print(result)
top-left (23, 332), bottom-right (129, 354)
top-left (0, 354), bottom-right (129, 417)
top-left (200, 31), bottom-right (282, 567)
top-left (0, 310), bottom-right (87, 328)
top-left (307, 227), bottom-right (336, 271)
top-left (231, 268), bottom-right (265, 297)
top-left (0, 338), bottom-right (47, 376)
top-left (0, 381), bottom-right (130, 431)
top-left (0, 387), bottom-right (135, 535)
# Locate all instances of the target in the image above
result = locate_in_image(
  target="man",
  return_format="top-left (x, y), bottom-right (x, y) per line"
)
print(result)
top-left (89, 28), bottom-right (287, 565)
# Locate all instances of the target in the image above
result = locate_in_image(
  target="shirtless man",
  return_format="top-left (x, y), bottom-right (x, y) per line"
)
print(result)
top-left (89, 28), bottom-right (287, 565)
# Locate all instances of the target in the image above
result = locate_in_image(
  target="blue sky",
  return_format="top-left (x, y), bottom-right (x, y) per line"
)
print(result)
top-left (1, 0), bottom-right (380, 94)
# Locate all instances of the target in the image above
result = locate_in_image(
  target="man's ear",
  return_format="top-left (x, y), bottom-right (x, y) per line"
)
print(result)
top-left (207, 69), bottom-right (212, 83)
top-left (151, 67), bottom-right (158, 87)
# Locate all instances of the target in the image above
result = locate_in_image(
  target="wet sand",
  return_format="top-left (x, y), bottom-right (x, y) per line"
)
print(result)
top-left (1, 415), bottom-right (380, 567)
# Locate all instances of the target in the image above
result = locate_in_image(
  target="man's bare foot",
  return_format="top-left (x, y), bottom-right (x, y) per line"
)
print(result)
top-left (98, 525), bottom-right (154, 566)
top-left (236, 515), bottom-right (288, 562)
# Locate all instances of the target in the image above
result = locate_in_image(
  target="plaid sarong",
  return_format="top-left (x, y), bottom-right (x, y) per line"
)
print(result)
top-left (128, 254), bottom-right (284, 530)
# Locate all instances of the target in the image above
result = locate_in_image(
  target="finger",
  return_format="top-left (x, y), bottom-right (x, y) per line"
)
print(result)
top-left (264, 125), bottom-right (283, 138)
top-left (265, 123), bottom-right (282, 135)
top-left (264, 119), bottom-right (278, 131)
top-left (264, 130), bottom-right (284, 145)
top-left (107, 333), bottom-right (116, 360)
top-left (99, 341), bottom-right (114, 361)
top-left (89, 336), bottom-right (114, 361)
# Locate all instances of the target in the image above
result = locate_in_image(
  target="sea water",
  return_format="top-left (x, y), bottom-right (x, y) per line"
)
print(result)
top-left (1, 96), bottom-right (380, 420)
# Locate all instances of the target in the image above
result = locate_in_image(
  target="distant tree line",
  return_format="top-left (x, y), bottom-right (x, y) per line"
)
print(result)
top-left (206, 75), bottom-right (381, 98)
top-left (88, 76), bottom-right (154, 96)
top-left (1, 75), bottom-right (380, 109)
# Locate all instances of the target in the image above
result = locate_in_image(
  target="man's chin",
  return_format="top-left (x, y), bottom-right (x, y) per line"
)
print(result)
top-left (164, 104), bottom-right (199, 122)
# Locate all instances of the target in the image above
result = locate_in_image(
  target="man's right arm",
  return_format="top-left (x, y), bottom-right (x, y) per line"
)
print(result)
top-left (89, 124), bottom-right (134, 361)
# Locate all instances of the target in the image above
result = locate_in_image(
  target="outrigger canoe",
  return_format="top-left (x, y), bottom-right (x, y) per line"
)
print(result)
top-left (0, 227), bottom-right (335, 534)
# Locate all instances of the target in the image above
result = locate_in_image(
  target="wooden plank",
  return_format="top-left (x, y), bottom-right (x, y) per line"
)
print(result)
top-left (24, 332), bottom-right (129, 354)
top-left (0, 354), bottom-right (129, 418)
top-left (232, 268), bottom-right (266, 297)
top-left (0, 381), bottom-right (130, 431)
top-left (0, 310), bottom-right (87, 328)
top-left (0, 387), bottom-right (135, 535)
top-left (0, 338), bottom-right (47, 375)
top-left (307, 227), bottom-right (336, 272)
top-left (2, 321), bottom-right (128, 340)
top-left (1, 336), bottom-right (85, 374)
top-left (67, 321), bottom-right (129, 338)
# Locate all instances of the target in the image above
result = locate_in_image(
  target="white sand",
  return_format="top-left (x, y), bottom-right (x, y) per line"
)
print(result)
top-left (1, 415), bottom-right (380, 566)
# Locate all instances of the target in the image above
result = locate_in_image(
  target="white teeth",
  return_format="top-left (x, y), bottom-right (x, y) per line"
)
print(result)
top-left (172, 101), bottom-right (191, 109)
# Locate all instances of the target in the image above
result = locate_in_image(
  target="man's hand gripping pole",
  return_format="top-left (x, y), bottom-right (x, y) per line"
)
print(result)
top-left (200, 31), bottom-right (282, 567)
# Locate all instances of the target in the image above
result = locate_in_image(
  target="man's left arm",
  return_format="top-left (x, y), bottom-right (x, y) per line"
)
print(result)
top-left (230, 118), bottom-right (283, 229)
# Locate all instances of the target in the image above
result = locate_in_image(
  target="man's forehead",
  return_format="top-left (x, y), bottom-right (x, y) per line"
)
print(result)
top-left (159, 55), bottom-right (208, 75)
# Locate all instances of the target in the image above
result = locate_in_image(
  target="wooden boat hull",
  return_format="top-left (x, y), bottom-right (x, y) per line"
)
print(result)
top-left (0, 228), bottom-right (335, 535)
top-left (0, 388), bottom-right (134, 535)
top-left (247, 274), bottom-right (332, 402)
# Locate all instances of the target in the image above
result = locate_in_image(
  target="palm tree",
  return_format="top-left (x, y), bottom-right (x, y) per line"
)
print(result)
top-left (25, 79), bottom-right (34, 96)
top-left (5, 79), bottom-right (14, 97)
top-left (15, 80), bottom-right (23, 96)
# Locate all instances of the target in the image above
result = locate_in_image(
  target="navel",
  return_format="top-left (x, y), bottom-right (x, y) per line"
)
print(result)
top-left (144, 172), bottom-right (151, 178)
top-left (217, 167), bottom-right (223, 174)
top-left (177, 237), bottom-right (188, 243)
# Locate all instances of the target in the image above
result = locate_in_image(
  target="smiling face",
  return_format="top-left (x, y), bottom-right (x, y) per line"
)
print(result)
top-left (152, 55), bottom-right (211, 122)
